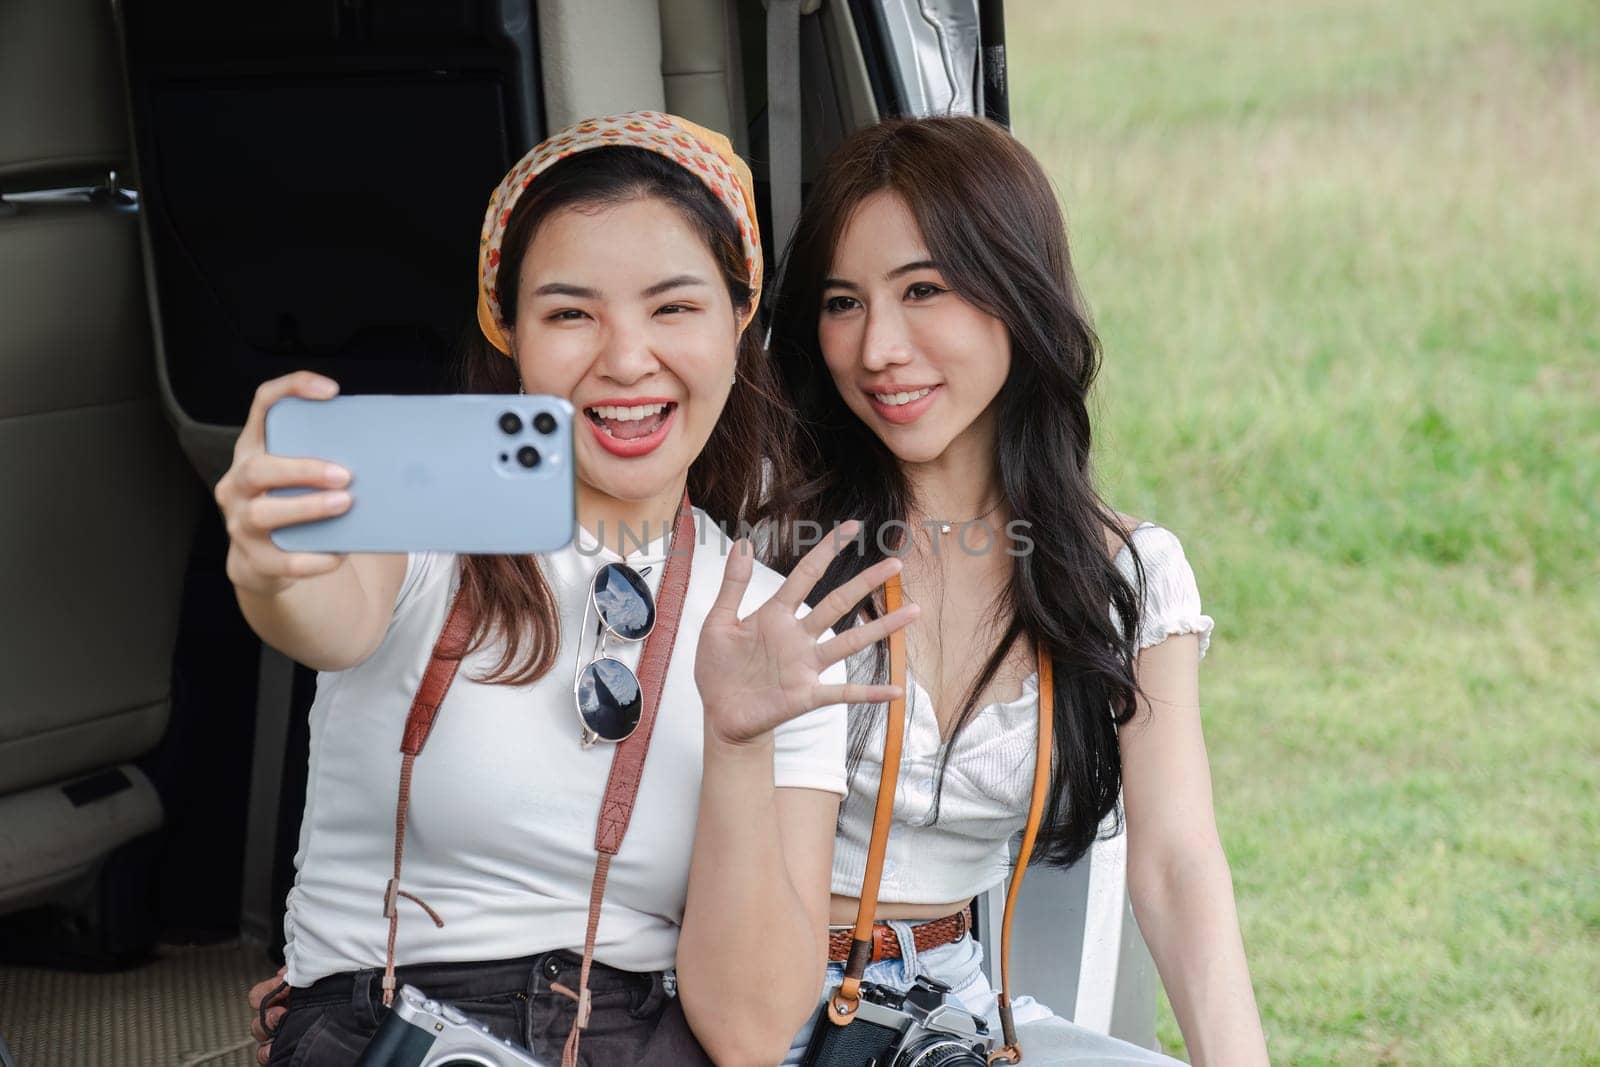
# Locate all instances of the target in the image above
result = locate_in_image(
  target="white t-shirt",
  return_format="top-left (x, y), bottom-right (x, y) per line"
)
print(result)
top-left (830, 524), bottom-right (1213, 904)
top-left (283, 508), bottom-right (848, 985)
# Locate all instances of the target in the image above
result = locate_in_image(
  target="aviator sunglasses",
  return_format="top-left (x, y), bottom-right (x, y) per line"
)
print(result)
top-left (571, 560), bottom-right (659, 747)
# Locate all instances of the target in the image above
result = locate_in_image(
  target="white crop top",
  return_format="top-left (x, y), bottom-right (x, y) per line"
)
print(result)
top-left (283, 508), bottom-right (848, 985)
top-left (830, 524), bottom-right (1213, 903)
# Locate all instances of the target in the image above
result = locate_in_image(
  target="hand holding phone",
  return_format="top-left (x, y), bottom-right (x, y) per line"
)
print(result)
top-left (213, 372), bottom-right (358, 600)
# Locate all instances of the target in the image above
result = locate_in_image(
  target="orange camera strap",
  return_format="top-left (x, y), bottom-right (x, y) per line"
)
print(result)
top-left (989, 650), bottom-right (1053, 1064)
top-left (827, 572), bottom-right (1054, 1066)
top-left (825, 572), bottom-right (907, 1022)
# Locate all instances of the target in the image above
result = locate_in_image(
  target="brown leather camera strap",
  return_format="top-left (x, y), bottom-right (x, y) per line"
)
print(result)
top-left (556, 498), bottom-right (694, 1067)
top-left (826, 573), bottom-right (1055, 1067)
top-left (379, 496), bottom-right (696, 1067)
top-left (380, 590), bottom-right (472, 1006)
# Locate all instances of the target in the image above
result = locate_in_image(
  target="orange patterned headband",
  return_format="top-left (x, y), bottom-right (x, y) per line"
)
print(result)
top-left (476, 110), bottom-right (763, 355)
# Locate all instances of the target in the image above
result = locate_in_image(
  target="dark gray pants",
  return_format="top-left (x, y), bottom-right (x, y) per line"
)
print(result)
top-left (266, 950), bottom-right (712, 1066)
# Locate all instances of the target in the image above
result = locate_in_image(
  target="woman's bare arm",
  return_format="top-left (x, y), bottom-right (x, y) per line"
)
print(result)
top-left (676, 532), bottom-right (916, 1063)
top-left (233, 553), bottom-right (406, 671)
top-left (1120, 633), bottom-right (1271, 1066)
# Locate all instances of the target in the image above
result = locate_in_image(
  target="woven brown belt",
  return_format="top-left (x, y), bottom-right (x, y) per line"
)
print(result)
top-left (826, 904), bottom-right (973, 964)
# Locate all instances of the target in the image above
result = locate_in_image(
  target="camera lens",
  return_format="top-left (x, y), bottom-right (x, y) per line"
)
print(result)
top-left (516, 445), bottom-right (541, 469)
top-left (896, 1035), bottom-right (988, 1067)
top-left (533, 411), bottom-right (558, 435)
top-left (499, 411), bottom-right (523, 435)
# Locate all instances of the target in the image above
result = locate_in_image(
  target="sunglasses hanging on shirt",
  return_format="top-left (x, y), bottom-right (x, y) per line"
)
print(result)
top-left (572, 560), bottom-right (659, 746)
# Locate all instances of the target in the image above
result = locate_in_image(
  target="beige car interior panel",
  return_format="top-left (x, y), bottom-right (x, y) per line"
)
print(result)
top-left (660, 0), bottom-right (749, 153)
top-left (0, 766), bottom-right (163, 915)
top-left (536, 0), bottom-right (666, 130)
top-left (0, 0), bottom-right (197, 915)
top-left (538, 0), bottom-right (752, 146)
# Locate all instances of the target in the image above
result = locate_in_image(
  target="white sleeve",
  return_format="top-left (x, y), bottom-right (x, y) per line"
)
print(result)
top-left (1116, 526), bottom-right (1214, 658)
top-left (734, 563), bottom-right (849, 797)
top-left (393, 551), bottom-right (453, 618)
top-left (772, 659), bottom-right (849, 796)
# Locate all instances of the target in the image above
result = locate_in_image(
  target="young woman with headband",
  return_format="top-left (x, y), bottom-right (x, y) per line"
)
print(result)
top-left (227, 112), bottom-right (917, 1066)
top-left (767, 116), bottom-right (1270, 1065)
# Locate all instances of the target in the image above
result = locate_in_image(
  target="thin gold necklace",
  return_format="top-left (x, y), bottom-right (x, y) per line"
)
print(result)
top-left (918, 498), bottom-right (1005, 534)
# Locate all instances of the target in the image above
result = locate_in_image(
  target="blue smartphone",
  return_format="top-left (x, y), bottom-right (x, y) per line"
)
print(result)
top-left (265, 394), bottom-right (576, 554)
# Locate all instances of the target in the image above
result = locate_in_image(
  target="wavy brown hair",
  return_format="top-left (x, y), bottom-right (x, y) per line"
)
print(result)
top-left (764, 116), bottom-right (1144, 870)
top-left (454, 147), bottom-right (796, 685)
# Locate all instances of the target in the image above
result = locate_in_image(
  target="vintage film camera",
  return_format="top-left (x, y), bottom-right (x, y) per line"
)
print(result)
top-left (800, 974), bottom-right (990, 1067)
top-left (354, 984), bottom-right (549, 1067)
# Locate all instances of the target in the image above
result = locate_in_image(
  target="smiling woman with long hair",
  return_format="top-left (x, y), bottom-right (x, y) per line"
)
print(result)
top-left (766, 116), bottom-right (1270, 1065)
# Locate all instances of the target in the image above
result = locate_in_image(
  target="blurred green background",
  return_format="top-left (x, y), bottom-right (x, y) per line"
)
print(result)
top-left (1007, 1), bottom-right (1599, 1063)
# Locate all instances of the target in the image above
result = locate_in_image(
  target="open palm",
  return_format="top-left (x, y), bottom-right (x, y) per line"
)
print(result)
top-left (695, 522), bottom-right (917, 746)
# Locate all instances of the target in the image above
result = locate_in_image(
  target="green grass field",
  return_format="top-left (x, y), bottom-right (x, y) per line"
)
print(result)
top-left (1007, 2), bottom-right (1599, 1063)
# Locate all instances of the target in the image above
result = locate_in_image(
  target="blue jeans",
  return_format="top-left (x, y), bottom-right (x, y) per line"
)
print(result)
top-left (783, 921), bottom-right (1181, 1065)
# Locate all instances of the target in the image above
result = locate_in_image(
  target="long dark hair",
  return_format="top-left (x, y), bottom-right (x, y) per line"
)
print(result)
top-left (764, 117), bottom-right (1143, 870)
top-left (456, 146), bottom-right (797, 684)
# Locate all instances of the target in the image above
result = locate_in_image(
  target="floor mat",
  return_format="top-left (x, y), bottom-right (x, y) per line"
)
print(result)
top-left (0, 940), bottom-right (270, 1067)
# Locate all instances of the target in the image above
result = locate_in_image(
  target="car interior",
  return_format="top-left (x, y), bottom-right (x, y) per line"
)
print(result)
top-left (0, 0), bottom-right (1157, 1061)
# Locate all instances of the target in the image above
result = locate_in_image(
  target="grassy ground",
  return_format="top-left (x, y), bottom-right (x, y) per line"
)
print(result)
top-left (1007, 2), bottom-right (1599, 1063)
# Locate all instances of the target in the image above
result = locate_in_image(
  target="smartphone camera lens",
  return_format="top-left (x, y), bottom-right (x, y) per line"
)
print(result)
top-left (499, 412), bottom-right (523, 436)
top-left (516, 445), bottom-right (541, 469)
top-left (533, 412), bottom-right (558, 435)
